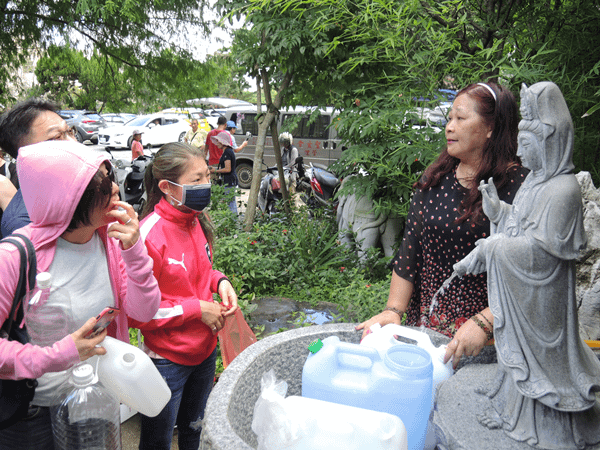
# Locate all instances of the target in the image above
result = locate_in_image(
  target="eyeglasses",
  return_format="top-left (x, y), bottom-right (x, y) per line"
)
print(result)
top-left (104, 163), bottom-right (116, 184)
top-left (49, 126), bottom-right (77, 141)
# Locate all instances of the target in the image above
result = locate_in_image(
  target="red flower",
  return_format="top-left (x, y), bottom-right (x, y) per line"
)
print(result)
top-left (365, 284), bottom-right (371, 288)
top-left (250, 241), bottom-right (257, 245)
top-left (282, 229), bottom-right (288, 234)
top-left (340, 267), bottom-right (346, 272)
top-left (454, 317), bottom-right (468, 329)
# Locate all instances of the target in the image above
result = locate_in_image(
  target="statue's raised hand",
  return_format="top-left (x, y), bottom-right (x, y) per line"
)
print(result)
top-left (479, 177), bottom-right (501, 223)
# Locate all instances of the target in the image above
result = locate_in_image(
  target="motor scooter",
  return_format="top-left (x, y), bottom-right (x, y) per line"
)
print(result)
top-left (122, 154), bottom-right (153, 213)
top-left (302, 163), bottom-right (341, 209)
top-left (257, 157), bottom-right (307, 214)
top-left (105, 149), bottom-right (152, 213)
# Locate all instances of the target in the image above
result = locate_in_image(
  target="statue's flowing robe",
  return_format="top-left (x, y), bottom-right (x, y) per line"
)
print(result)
top-left (485, 172), bottom-right (600, 448)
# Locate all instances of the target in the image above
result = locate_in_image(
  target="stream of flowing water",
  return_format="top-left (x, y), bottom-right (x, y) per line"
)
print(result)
top-left (429, 271), bottom-right (458, 316)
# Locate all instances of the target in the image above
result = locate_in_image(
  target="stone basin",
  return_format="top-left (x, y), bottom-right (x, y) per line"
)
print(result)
top-left (199, 323), bottom-right (465, 450)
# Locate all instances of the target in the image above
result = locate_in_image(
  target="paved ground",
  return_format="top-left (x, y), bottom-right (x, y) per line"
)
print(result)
top-left (121, 413), bottom-right (180, 450)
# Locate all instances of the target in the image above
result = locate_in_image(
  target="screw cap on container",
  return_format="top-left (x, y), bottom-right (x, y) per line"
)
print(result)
top-left (308, 339), bottom-right (323, 354)
top-left (36, 272), bottom-right (52, 289)
top-left (72, 364), bottom-right (96, 386)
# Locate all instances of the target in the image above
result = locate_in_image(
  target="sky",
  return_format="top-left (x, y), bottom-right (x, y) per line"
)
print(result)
top-left (191, 6), bottom-right (244, 62)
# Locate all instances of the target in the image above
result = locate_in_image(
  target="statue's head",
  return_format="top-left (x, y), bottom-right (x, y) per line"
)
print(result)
top-left (518, 82), bottom-right (574, 179)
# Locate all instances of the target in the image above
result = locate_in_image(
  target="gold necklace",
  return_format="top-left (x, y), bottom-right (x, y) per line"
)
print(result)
top-left (456, 163), bottom-right (476, 188)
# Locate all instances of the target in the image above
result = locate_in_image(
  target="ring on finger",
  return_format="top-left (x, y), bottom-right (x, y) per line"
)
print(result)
top-left (125, 218), bottom-right (132, 225)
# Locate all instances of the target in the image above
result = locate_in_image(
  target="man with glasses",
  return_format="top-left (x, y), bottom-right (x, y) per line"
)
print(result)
top-left (0, 98), bottom-right (76, 238)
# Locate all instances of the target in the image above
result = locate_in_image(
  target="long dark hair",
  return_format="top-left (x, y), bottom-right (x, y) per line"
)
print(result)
top-left (416, 82), bottom-right (520, 224)
top-left (141, 142), bottom-right (214, 247)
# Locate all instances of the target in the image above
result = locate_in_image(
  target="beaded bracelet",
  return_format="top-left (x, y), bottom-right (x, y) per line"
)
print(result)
top-left (471, 315), bottom-right (493, 341)
top-left (478, 313), bottom-right (493, 329)
top-left (383, 306), bottom-right (405, 318)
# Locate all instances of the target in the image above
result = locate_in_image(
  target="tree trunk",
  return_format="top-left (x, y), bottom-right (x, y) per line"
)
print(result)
top-left (243, 69), bottom-right (293, 231)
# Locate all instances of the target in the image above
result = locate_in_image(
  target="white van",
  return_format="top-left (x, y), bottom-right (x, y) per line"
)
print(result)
top-left (225, 106), bottom-right (342, 188)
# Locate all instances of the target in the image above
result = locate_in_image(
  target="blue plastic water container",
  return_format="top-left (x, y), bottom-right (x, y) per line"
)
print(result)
top-left (302, 336), bottom-right (432, 450)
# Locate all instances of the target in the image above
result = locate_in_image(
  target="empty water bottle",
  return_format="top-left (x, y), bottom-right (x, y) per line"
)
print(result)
top-left (26, 272), bottom-right (74, 347)
top-left (52, 364), bottom-right (122, 450)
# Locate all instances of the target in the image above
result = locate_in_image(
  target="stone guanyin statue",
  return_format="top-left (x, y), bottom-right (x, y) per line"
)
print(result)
top-left (454, 81), bottom-right (600, 449)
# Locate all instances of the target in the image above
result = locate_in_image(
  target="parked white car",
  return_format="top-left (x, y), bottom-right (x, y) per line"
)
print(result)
top-left (98, 113), bottom-right (191, 149)
top-left (101, 113), bottom-right (137, 127)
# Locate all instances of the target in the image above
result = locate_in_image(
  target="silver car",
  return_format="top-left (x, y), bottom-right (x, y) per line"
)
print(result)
top-left (58, 110), bottom-right (108, 144)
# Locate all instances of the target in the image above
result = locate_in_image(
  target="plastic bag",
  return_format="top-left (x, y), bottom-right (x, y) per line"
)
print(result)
top-left (251, 370), bottom-right (408, 450)
top-left (218, 308), bottom-right (257, 369)
top-left (251, 370), bottom-right (300, 450)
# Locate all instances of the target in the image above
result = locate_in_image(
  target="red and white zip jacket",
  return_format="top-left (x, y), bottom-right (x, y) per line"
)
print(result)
top-left (131, 198), bottom-right (225, 366)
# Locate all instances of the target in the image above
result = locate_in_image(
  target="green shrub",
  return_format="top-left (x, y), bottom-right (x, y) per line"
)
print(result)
top-left (209, 191), bottom-right (393, 324)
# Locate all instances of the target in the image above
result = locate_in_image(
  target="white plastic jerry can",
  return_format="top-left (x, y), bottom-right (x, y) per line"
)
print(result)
top-left (97, 336), bottom-right (171, 417)
top-left (283, 396), bottom-right (408, 450)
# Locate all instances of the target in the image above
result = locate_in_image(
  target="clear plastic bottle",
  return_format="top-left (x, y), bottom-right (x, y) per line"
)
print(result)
top-left (25, 272), bottom-right (74, 347)
top-left (52, 364), bottom-right (122, 450)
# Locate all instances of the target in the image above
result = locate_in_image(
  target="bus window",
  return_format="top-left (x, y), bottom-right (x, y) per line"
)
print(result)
top-left (282, 114), bottom-right (330, 139)
top-left (237, 113), bottom-right (271, 136)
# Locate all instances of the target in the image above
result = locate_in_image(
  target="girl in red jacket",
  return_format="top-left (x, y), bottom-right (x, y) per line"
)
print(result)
top-left (133, 142), bottom-right (238, 450)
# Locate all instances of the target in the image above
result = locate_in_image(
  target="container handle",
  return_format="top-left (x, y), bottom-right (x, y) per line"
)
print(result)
top-left (379, 324), bottom-right (435, 350)
top-left (334, 341), bottom-right (380, 370)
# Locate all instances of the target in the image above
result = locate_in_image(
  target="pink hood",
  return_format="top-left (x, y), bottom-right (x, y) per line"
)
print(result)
top-left (17, 140), bottom-right (109, 267)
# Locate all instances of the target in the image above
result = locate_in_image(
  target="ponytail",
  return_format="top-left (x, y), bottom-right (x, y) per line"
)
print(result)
top-left (141, 160), bottom-right (163, 221)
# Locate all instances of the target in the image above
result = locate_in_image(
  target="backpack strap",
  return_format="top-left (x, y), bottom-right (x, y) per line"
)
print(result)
top-left (0, 234), bottom-right (36, 338)
top-left (12, 234), bottom-right (36, 295)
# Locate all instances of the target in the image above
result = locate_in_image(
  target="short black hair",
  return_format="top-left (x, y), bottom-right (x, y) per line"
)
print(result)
top-left (217, 115), bottom-right (227, 125)
top-left (0, 98), bottom-right (59, 159)
top-left (66, 162), bottom-right (114, 232)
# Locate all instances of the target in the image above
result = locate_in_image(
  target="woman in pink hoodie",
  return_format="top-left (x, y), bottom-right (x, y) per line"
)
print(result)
top-left (0, 140), bottom-right (161, 449)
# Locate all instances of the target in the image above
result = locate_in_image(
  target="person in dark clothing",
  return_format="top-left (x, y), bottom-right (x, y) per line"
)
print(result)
top-left (209, 131), bottom-right (237, 214)
top-left (357, 82), bottom-right (529, 369)
top-left (0, 98), bottom-right (75, 237)
top-left (0, 154), bottom-right (19, 229)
